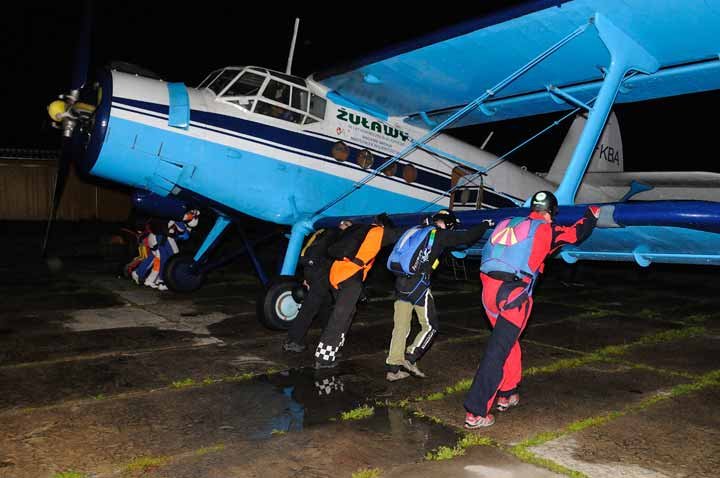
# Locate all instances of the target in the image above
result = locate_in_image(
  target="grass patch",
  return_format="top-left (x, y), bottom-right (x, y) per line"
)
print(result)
top-left (52, 473), bottom-right (86, 478)
top-left (170, 378), bottom-right (196, 389)
top-left (92, 394), bottom-right (106, 401)
top-left (425, 445), bottom-right (465, 461)
top-left (352, 467), bottom-right (382, 478)
top-left (457, 433), bottom-right (494, 449)
top-left (341, 405), bottom-right (374, 421)
top-left (415, 325), bottom-right (709, 404)
top-left (124, 456), bottom-right (168, 474)
top-left (412, 410), bottom-right (443, 424)
top-left (194, 443), bottom-right (225, 456)
top-left (510, 447), bottom-right (588, 478)
top-left (425, 392), bottom-right (445, 401)
top-left (524, 355), bottom-right (597, 376)
top-left (224, 372), bottom-right (255, 382)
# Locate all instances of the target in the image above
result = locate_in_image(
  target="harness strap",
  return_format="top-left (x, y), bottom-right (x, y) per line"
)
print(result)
top-left (348, 257), bottom-right (366, 267)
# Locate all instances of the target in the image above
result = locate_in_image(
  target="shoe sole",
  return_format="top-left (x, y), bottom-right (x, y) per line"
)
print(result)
top-left (496, 399), bottom-right (520, 412)
top-left (464, 419), bottom-right (495, 429)
top-left (401, 362), bottom-right (426, 378)
top-left (386, 372), bottom-right (411, 382)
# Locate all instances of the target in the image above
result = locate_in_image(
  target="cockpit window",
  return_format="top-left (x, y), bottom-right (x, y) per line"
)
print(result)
top-left (309, 94), bottom-right (326, 119)
top-left (263, 80), bottom-right (291, 105)
top-left (255, 101), bottom-right (303, 124)
top-left (272, 71), bottom-right (307, 87)
top-left (198, 70), bottom-right (221, 89)
top-left (223, 72), bottom-right (265, 97)
top-left (209, 67), bottom-right (326, 127)
top-left (208, 69), bottom-right (240, 95)
top-left (291, 87), bottom-right (308, 112)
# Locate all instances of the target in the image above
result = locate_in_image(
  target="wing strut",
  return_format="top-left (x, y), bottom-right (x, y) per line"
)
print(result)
top-left (311, 21), bottom-right (591, 218)
top-left (553, 13), bottom-right (658, 205)
top-left (417, 99), bottom-right (598, 212)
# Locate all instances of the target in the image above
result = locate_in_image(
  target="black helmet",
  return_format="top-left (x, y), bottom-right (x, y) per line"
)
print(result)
top-left (530, 191), bottom-right (559, 218)
top-left (431, 210), bottom-right (460, 230)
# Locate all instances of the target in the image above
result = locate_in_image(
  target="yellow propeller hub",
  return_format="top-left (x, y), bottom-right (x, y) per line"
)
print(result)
top-left (47, 100), bottom-right (67, 122)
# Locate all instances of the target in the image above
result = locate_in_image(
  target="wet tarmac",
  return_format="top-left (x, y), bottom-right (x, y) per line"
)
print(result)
top-left (1, 227), bottom-right (719, 477)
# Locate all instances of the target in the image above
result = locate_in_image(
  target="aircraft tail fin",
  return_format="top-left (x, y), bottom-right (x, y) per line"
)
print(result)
top-left (545, 111), bottom-right (624, 184)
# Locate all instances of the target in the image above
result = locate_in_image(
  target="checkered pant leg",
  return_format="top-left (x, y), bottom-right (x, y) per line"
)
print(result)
top-left (315, 333), bottom-right (345, 362)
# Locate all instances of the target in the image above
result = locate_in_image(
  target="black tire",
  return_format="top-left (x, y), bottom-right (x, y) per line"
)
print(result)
top-left (257, 276), bottom-right (301, 330)
top-left (163, 254), bottom-right (207, 293)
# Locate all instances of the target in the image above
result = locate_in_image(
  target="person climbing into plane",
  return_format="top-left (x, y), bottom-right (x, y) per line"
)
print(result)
top-left (314, 213), bottom-right (406, 369)
top-left (463, 191), bottom-right (601, 429)
top-left (384, 210), bottom-right (494, 381)
top-left (282, 219), bottom-right (351, 353)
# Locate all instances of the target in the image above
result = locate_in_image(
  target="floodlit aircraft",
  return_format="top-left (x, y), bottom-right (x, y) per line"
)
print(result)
top-left (46, 0), bottom-right (720, 329)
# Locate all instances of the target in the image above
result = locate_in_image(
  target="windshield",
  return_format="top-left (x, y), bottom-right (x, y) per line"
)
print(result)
top-left (213, 67), bottom-right (327, 125)
top-left (208, 69), bottom-right (241, 95)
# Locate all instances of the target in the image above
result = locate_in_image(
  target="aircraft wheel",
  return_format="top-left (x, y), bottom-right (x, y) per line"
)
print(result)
top-left (257, 276), bottom-right (301, 330)
top-left (164, 254), bottom-right (207, 293)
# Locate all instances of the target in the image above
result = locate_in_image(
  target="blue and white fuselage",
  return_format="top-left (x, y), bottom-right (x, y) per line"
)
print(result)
top-left (85, 66), bottom-right (539, 231)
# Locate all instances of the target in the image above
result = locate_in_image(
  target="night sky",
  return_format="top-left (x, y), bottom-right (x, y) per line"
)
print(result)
top-left (4, 2), bottom-right (719, 173)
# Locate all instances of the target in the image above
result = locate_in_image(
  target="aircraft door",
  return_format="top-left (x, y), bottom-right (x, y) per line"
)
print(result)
top-left (450, 166), bottom-right (483, 210)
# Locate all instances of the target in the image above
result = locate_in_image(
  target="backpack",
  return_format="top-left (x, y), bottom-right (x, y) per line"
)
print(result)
top-left (480, 217), bottom-right (544, 279)
top-left (387, 226), bottom-right (437, 276)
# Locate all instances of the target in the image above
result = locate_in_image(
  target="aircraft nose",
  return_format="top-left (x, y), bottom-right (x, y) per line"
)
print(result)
top-left (75, 69), bottom-right (112, 176)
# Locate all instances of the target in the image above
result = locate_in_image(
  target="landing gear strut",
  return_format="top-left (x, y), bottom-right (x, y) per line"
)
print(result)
top-left (163, 214), bottom-right (312, 331)
top-left (256, 220), bottom-right (312, 330)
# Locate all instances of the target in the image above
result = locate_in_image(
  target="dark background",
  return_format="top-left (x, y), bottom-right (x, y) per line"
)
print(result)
top-left (3, 2), bottom-right (718, 173)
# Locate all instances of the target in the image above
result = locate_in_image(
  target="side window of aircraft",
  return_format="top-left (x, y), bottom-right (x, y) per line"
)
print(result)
top-left (382, 163), bottom-right (397, 176)
top-left (208, 69), bottom-right (241, 95)
top-left (308, 94), bottom-right (326, 120)
top-left (291, 87), bottom-right (308, 112)
top-left (255, 101), bottom-right (303, 124)
top-left (356, 149), bottom-right (373, 169)
top-left (223, 72), bottom-right (265, 97)
top-left (331, 141), bottom-right (349, 161)
top-left (263, 80), bottom-right (291, 105)
top-left (402, 164), bottom-right (418, 183)
top-left (450, 166), bottom-right (483, 210)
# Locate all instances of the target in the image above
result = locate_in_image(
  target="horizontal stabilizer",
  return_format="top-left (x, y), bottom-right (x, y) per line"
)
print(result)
top-left (584, 171), bottom-right (720, 201)
top-left (584, 171), bottom-right (720, 187)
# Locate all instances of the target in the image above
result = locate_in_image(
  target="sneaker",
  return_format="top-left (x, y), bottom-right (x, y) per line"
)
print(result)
top-left (314, 360), bottom-right (339, 370)
top-left (402, 360), bottom-right (426, 378)
top-left (496, 394), bottom-right (520, 412)
top-left (130, 270), bottom-right (140, 284)
top-left (464, 412), bottom-right (495, 429)
top-left (386, 370), bottom-right (411, 382)
top-left (156, 282), bottom-right (168, 291)
top-left (282, 341), bottom-right (307, 353)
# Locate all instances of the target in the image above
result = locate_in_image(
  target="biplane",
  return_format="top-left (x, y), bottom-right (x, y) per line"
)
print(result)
top-left (47, 0), bottom-right (720, 329)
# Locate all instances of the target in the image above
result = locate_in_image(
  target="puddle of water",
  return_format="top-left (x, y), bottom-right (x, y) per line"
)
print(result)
top-left (220, 366), bottom-right (460, 453)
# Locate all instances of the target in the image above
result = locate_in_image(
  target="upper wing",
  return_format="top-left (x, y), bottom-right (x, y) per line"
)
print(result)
top-left (315, 200), bottom-right (720, 266)
top-left (315, 0), bottom-right (720, 128)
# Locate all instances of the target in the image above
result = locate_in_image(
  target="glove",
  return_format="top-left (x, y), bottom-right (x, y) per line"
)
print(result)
top-left (594, 205), bottom-right (620, 228)
top-left (587, 205), bottom-right (600, 218)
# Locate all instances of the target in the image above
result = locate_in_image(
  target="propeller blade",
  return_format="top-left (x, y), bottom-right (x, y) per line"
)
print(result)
top-left (41, 139), bottom-right (74, 256)
top-left (70, 0), bottom-right (93, 92)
